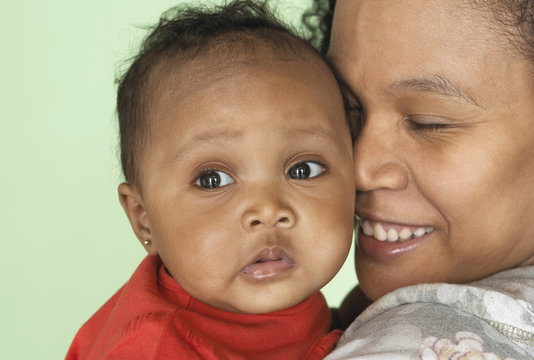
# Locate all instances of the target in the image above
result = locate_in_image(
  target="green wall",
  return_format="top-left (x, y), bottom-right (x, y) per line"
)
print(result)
top-left (1, 1), bottom-right (356, 358)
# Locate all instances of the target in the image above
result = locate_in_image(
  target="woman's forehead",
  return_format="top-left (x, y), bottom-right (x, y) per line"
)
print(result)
top-left (328, 0), bottom-right (528, 103)
top-left (331, 0), bottom-right (494, 54)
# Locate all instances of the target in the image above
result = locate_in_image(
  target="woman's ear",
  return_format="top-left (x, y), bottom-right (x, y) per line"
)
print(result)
top-left (118, 183), bottom-right (158, 256)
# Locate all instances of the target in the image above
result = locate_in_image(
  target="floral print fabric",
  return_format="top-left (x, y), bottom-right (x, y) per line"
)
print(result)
top-left (326, 267), bottom-right (534, 359)
top-left (420, 332), bottom-right (514, 359)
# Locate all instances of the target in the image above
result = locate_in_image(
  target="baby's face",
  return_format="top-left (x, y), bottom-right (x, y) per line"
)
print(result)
top-left (134, 53), bottom-right (355, 314)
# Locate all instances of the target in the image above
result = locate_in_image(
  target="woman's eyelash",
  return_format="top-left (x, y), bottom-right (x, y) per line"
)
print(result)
top-left (347, 108), bottom-right (363, 121)
top-left (407, 120), bottom-right (450, 132)
top-left (344, 101), bottom-right (362, 114)
top-left (344, 102), bottom-right (363, 137)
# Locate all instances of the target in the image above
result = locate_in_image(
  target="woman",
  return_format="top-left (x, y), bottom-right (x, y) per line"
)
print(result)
top-left (309, 0), bottom-right (534, 358)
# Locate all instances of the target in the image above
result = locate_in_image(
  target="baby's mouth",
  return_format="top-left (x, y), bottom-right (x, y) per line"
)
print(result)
top-left (359, 219), bottom-right (434, 242)
top-left (241, 248), bottom-right (295, 280)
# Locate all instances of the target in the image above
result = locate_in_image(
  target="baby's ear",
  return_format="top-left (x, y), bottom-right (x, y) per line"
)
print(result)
top-left (118, 183), bottom-right (157, 256)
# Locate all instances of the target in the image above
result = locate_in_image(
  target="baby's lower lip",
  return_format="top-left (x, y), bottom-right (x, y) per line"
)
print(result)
top-left (241, 258), bottom-right (295, 280)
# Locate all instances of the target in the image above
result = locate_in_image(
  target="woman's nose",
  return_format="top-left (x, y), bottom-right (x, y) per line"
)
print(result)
top-left (241, 186), bottom-right (296, 231)
top-left (353, 118), bottom-right (409, 192)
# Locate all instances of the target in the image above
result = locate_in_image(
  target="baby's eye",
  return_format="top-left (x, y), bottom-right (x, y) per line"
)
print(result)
top-left (195, 170), bottom-right (234, 189)
top-left (287, 161), bottom-right (325, 180)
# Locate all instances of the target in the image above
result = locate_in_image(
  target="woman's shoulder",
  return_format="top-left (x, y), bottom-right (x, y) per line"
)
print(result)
top-left (475, 265), bottom-right (534, 300)
top-left (327, 268), bottom-right (534, 359)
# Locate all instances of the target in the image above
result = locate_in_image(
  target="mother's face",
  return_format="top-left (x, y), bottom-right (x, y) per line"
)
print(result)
top-left (328, 0), bottom-right (534, 300)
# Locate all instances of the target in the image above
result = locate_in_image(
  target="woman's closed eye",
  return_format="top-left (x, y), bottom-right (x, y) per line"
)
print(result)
top-left (287, 161), bottom-right (325, 180)
top-left (339, 83), bottom-right (364, 136)
top-left (195, 170), bottom-right (234, 189)
top-left (406, 115), bottom-right (452, 133)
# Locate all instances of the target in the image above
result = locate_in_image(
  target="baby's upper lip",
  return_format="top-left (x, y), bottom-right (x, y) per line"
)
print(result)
top-left (244, 247), bottom-right (294, 269)
top-left (240, 246), bottom-right (296, 279)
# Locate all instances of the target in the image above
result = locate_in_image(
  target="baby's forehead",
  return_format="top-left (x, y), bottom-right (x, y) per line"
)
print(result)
top-left (142, 46), bottom-right (346, 153)
top-left (144, 35), bottom-right (328, 115)
top-left (149, 59), bottom-right (322, 128)
top-left (147, 32), bottom-right (321, 89)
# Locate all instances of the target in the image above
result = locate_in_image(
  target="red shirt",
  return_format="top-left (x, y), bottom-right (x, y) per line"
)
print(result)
top-left (66, 255), bottom-right (341, 359)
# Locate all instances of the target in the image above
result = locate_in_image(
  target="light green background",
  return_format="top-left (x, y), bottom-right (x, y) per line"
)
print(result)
top-left (1, 1), bottom-right (356, 358)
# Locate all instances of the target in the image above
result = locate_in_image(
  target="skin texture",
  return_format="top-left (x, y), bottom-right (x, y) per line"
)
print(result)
top-left (118, 49), bottom-right (355, 315)
top-left (328, 0), bottom-right (534, 301)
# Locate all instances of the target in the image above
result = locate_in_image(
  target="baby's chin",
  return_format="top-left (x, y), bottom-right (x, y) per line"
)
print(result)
top-left (243, 300), bottom-right (304, 315)
top-left (211, 291), bottom-right (313, 315)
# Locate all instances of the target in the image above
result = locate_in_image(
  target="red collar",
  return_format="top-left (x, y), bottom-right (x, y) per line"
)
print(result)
top-left (67, 255), bottom-right (340, 359)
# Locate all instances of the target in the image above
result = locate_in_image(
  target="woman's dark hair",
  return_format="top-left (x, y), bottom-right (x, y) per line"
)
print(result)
top-left (117, 0), bottom-right (308, 186)
top-left (302, 0), bottom-right (335, 54)
top-left (484, 0), bottom-right (534, 62)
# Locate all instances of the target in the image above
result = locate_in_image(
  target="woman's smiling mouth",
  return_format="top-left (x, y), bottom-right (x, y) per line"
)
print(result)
top-left (356, 218), bottom-right (435, 262)
top-left (360, 219), bottom-right (434, 242)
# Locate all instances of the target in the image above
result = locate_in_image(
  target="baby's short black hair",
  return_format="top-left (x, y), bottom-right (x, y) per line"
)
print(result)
top-left (117, 0), bottom-right (321, 187)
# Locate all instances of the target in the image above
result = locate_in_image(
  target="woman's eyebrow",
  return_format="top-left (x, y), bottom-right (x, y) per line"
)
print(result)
top-left (388, 74), bottom-right (483, 108)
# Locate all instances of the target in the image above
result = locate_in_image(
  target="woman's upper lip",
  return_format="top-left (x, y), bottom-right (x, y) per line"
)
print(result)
top-left (355, 210), bottom-right (431, 228)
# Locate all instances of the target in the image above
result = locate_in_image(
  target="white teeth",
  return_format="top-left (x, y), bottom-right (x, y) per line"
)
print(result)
top-left (413, 228), bottom-right (426, 237)
top-left (386, 229), bottom-right (399, 242)
top-left (399, 228), bottom-right (412, 240)
top-left (374, 223), bottom-right (387, 241)
top-left (360, 220), bottom-right (434, 242)
top-left (362, 221), bottom-right (374, 236)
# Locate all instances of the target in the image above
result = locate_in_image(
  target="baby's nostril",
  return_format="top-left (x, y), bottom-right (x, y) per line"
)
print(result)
top-left (251, 220), bottom-right (261, 226)
top-left (279, 217), bottom-right (288, 223)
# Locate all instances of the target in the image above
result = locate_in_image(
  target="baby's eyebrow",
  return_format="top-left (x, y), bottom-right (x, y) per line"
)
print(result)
top-left (177, 129), bottom-right (243, 157)
top-left (284, 126), bottom-right (340, 148)
top-left (174, 126), bottom-right (340, 161)
top-left (388, 74), bottom-right (483, 108)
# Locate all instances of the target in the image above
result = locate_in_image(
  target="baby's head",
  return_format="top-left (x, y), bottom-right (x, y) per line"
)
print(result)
top-left (117, 0), bottom-right (355, 314)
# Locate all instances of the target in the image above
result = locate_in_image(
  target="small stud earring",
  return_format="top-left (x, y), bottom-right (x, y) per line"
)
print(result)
top-left (143, 239), bottom-right (151, 246)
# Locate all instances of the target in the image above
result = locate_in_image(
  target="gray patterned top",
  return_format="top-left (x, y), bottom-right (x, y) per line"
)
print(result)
top-left (326, 266), bottom-right (534, 359)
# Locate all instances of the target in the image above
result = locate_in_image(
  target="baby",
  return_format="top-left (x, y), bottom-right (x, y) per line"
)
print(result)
top-left (66, 0), bottom-right (355, 359)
